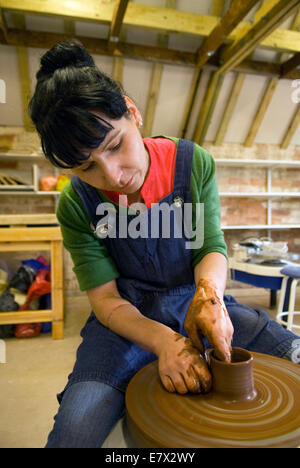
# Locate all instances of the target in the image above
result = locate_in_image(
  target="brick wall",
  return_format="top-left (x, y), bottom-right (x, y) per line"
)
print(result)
top-left (204, 142), bottom-right (300, 290)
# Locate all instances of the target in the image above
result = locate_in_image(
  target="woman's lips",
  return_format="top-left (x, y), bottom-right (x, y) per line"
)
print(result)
top-left (120, 175), bottom-right (134, 190)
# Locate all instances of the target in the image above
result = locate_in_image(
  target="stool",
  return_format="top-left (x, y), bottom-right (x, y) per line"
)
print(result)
top-left (276, 265), bottom-right (300, 332)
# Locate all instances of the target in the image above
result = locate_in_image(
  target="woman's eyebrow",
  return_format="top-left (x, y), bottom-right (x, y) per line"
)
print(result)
top-left (76, 129), bottom-right (122, 169)
top-left (102, 129), bottom-right (122, 150)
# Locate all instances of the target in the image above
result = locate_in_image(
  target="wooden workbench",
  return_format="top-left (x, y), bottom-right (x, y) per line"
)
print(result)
top-left (0, 216), bottom-right (64, 339)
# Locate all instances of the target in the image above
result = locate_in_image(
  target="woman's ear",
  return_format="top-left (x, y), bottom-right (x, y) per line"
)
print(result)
top-left (124, 96), bottom-right (143, 128)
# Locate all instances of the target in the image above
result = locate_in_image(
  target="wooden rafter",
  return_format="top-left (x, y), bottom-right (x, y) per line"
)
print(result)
top-left (210, 0), bottom-right (226, 17)
top-left (196, 0), bottom-right (260, 69)
top-left (143, 0), bottom-right (177, 138)
top-left (0, 8), bottom-right (8, 42)
top-left (111, 22), bottom-right (128, 86)
top-left (184, 1), bottom-right (283, 145)
top-left (244, 7), bottom-right (300, 147)
top-left (192, 0), bottom-right (263, 145)
top-left (192, 71), bottom-right (224, 145)
top-left (214, 73), bottom-right (246, 146)
top-left (1, 0), bottom-right (300, 55)
top-left (108, 0), bottom-right (129, 45)
top-left (197, 73), bottom-right (225, 145)
top-left (245, 77), bottom-right (278, 146)
top-left (179, 68), bottom-right (203, 139)
top-left (218, 0), bottom-right (300, 75)
top-left (180, 0), bottom-right (225, 140)
top-left (281, 53), bottom-right (300, 79)
top-left (64, 20), bottom-right (75, 35)
top-left (0, 27), bottom-right (299, 80)
top-left (280, 104), bottom-right (300, 149)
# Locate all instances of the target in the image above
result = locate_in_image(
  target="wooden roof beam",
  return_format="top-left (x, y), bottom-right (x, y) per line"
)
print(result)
top-left (1, 1), bottom-right (300, 55)
top-left (108, 0), bottom-right (129, 47)
top-left (143, 0), bottom-right (177, 138)
top-left (0, 9), bottom-right (8, 42)
top-left (196, 0), bottom-right (260, 69)
top-left (244, 7), bottom-right (300, 147)
top-left (214, 73), bottom-right (246, 146)
top-left (192, 71), bottom-right (225, 145)
top-left (0, 28), bottom-right (299, 80)
top-left (280, 104), bottom-right (300, 148)
top-left (217, 0), bottom-right (300, 75)
top-left (281, 53), bottom-right (300, 79)
top-left (210, 0), bottom-right (226, 17)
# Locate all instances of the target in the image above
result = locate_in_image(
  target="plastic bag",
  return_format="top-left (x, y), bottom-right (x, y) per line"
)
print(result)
top-left (8, 265), bottom-right (36, 293)
top-left (0, 290), bottom-right (19, 312)
top-left (39, 176), bottom-right (58, 191)
top-left (0, 290), bottom-right (18, 338)
top-left (14, 269), bottom-right (51, 338)
top-left (56, 174), bottom-right (70, 191)
top-left (18, 269), bottom-right (51, 311)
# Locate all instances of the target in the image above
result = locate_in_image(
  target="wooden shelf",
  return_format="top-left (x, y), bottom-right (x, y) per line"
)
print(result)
top-left (0, 226), bottom-right (64, 339)
top-left (222, 224), bottom-right (300, 230)
top-left (215, 159), bottom-right (300, 168)
top-left (0, 309), bottom-right (53, 325)
top-left (219, 192), bottom-right (300, 199)
top-left (0, 214), bottom-right (58, 226)
top-left (0, 152), bottom-right (44, 160)
top-left (0, 190), bottom-right (60, 195)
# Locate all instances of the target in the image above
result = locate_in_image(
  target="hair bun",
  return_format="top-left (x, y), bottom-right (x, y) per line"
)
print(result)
top-left (37, 40), bottom-right (95, 79)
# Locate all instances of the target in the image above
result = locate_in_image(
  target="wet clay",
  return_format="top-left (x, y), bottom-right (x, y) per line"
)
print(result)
top-left (125, 350), bottom-right (300, 448)
top-left (206, 347), bottom-right (257, 402)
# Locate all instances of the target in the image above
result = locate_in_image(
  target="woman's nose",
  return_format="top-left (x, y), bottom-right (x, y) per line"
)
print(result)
top-left (96, 156), bottom-right (123, 188)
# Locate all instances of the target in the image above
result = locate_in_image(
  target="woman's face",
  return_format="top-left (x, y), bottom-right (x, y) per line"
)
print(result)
top-left (71, 98), bottom-right (150, 195)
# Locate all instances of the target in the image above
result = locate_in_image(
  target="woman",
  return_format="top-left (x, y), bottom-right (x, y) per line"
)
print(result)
top-left (29, 40), bottom-right (299, 448)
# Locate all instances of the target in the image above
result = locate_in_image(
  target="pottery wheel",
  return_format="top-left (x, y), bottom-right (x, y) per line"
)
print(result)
top-left (125, 353), bottom-right (300, 448)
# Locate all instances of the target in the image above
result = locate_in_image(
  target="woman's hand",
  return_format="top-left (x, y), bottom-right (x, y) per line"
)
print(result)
top-left (184, 279), bottom-right (234, 362)
top-left (156, 331), bottom-right (212, 394)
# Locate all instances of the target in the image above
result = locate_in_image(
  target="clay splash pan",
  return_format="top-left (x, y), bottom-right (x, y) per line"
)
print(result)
top-left (125, 348), bottom-right (300, 448)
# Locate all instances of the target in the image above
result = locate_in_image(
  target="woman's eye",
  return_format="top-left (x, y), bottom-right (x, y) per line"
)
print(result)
top-left (82, 161), bottom-right (95, 172)
top-left (110, 141), bottom-right (121, 152)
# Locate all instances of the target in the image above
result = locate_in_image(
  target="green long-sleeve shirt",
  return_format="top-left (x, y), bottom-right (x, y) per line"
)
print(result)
top-left (56, 138), bottom-right (227, 291)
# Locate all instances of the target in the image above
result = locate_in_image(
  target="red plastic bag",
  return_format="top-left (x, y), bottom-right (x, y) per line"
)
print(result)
top-left (39, 176), bottom-right (57, 191)
top-left (14, 323), bottom-right (42, 338)
top-left (19, 269), bottom-right (51, 308)
top-left (14, 269), bottom-right (51, 338)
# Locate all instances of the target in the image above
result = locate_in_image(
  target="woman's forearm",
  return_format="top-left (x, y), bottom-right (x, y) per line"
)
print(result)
top-left (194, 252), bottom-right (228, 295)
top-left (92, 296), bottom-right (173, 356)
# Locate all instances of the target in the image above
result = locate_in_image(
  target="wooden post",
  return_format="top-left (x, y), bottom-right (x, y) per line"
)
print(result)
top-left (51, 239), bottom-right (64, 339)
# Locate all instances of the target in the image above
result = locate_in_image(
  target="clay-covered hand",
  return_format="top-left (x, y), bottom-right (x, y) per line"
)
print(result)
top-left (157, 331), bottom-right (212, 394)
top-left (184, 279), bottom-right (234, 362)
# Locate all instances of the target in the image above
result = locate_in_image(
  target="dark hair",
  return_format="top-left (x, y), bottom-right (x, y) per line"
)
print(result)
top-left (29, 40), bottom-right (129, 168)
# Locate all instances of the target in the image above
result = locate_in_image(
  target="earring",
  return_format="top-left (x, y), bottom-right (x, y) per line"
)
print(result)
top-left (138, 121), bottom-right (143, 128)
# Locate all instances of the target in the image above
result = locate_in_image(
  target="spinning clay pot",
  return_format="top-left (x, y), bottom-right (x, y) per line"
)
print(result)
top-left (206, 347), bottom-right (257, 402)
top-left (125, 348), bottom-right (300, 448)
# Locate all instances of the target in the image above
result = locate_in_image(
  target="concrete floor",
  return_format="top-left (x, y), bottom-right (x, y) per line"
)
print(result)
top-left (0, 292), bottom-right (299, 448)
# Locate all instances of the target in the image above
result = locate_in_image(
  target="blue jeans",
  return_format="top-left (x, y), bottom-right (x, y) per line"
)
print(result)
top-left (45, 381), bottom-right (125, 448)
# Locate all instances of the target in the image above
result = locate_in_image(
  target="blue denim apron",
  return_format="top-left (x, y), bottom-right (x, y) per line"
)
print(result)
top-left (59, 138), bottom-right (295, 398)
